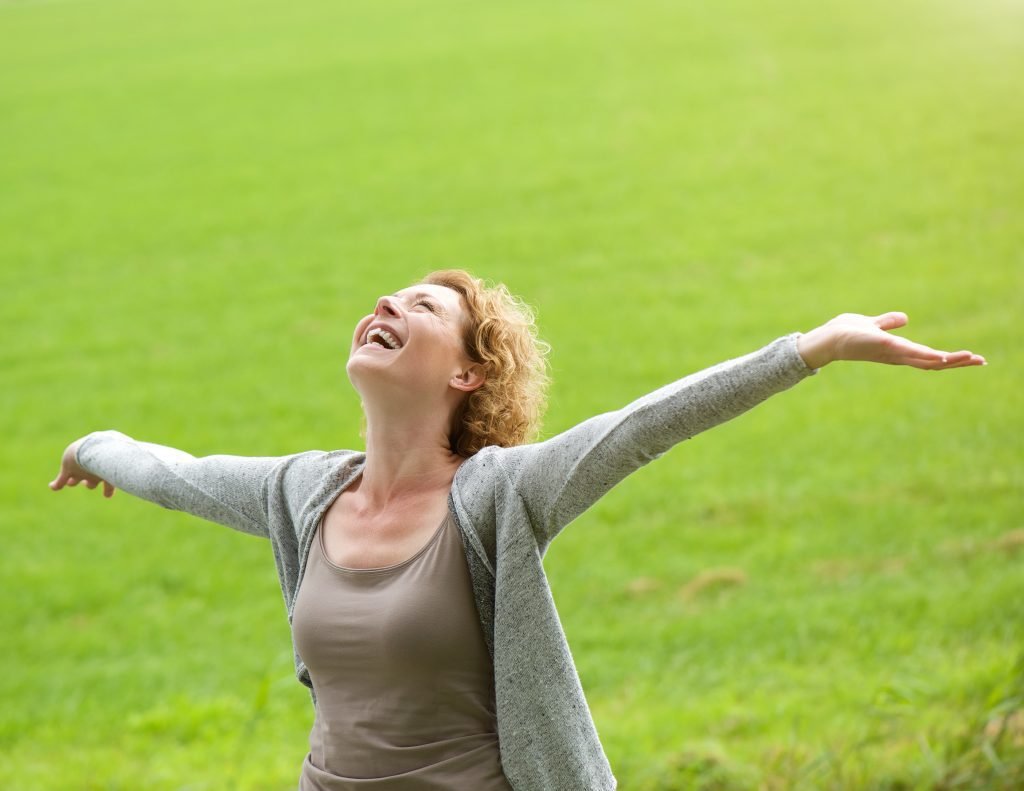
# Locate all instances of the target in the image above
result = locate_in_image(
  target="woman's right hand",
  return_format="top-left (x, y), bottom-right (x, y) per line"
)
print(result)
top-left (49, 438), bottom-right (116, 498)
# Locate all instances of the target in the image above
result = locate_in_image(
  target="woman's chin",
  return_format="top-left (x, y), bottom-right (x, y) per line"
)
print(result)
top-left (350, 347), bottom-right (388, 365)
top-left (353, 343), bottom-right (404, 358)
top-left (347, 350), bottom-right (404, 383)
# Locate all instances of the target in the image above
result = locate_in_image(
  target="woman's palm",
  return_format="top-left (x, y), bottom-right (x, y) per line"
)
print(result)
top-left (829, 312), bottom-right (986, 370)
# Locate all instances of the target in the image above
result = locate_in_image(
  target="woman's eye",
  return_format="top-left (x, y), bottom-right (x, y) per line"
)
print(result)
top-left (417, 300), bottom-right (436, 312)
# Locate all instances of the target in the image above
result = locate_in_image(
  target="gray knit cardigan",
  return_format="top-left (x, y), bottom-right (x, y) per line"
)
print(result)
top-left (75, 331), bottom-right (820, 790)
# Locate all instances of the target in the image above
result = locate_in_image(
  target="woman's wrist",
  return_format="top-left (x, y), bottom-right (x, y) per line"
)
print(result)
top-left (796, 326), bottom-right (834, 370)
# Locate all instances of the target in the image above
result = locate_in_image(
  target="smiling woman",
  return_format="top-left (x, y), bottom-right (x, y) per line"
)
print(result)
top-left (349, 270), bottom-right (554, 459)
top-left (50, 269), bottom-right (986, 790)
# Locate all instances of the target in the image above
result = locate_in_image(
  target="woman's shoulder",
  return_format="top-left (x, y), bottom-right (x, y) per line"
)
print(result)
top-left (264, 447), bottom-right (365, 501)
top-left (275, 447), bottom-right (365, 480)
top-left (454, 445), bottom-right (505, 486)
top-left (264, 448), bottom-right (366, 534)
top-left (451, 445), bottom-right (522, 523)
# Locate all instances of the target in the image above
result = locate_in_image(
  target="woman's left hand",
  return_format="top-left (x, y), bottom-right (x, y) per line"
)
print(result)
top-left (797, 312), bottom-right (988, 371)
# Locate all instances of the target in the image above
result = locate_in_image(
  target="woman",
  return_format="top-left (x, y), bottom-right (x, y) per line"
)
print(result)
top-left (50, 269), bottom-right (987, 790)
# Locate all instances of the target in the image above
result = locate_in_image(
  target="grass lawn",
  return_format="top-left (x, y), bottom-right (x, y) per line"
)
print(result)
top-left (2, 0), bottom-right (1022, 788)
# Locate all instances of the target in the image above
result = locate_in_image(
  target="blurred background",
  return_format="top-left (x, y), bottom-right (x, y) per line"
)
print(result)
top-left (3, 0), bottom-right (1022, 787)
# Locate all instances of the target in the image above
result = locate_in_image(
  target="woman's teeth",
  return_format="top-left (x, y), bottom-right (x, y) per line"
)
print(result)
top-left (366, 328), bottom-right (402, 349)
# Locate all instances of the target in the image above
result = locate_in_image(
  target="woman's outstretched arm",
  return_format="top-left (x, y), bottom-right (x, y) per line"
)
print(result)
top-left (492, 313), bottom-right (986, 555)
top-left (49, 430), bottom-right (292, 538)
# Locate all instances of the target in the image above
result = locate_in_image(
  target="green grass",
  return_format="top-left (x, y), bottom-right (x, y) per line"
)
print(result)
top-left (3, 0), bottom-right (1022, 788)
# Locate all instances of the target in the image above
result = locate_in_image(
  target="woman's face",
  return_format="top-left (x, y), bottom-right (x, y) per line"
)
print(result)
top-left (346, 283), bottom-right (476, 402)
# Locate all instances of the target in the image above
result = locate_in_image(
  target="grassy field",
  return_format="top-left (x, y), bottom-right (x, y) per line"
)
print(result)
top-left (3, 0), bottom-right (1022, 788)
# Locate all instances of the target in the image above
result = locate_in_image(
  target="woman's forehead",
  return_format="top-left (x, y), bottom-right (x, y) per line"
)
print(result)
top-left (395, 284), bottom-right (461, 307)
top-left (395, 282), bottom-right (452, 299)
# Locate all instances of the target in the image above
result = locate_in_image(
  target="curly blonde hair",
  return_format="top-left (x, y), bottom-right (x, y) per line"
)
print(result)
top-left (358, 269), bottom-right (550, 457)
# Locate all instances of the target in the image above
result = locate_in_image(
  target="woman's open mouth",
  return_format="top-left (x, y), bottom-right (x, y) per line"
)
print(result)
top-left (363, 326), bottom-right (403, 351)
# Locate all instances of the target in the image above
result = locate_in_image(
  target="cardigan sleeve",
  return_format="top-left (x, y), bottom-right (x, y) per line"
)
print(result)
top-left (491, 332), bottom-right (821, 554)
top-left (74, 429), bottom-right (290, 539)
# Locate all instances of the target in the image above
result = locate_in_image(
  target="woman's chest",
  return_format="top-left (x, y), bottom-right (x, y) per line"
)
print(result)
top-left (319, 492), bottom-right (452, 570)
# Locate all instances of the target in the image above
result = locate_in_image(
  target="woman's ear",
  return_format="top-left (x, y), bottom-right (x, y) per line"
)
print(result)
top-left (451, 363), bottom-right (486, 393)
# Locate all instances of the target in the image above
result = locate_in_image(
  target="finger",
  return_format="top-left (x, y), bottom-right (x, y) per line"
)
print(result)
top-left (884, 337), bottom-right (949, 364)
top-left (939, 354), bottom-right (986, 369)
top-left (901, 355), bottom-right (941, 370)
top-left (897, 336), bottom-right (974, 362)
top-left (910, 352), bottom-right (977, 370)
top-left (68, 477), bottom-right (78, 486)
top-left (932, 351), bottom-right (975, 364)
top-left (884, 342), bottom-right (953, 368)
top-left (922, 354), bottom-right (971, 369)
top-left (886, 336), bottom-right (977, 366)
top-left (84, 479), bottom-right (98, 489)
top-left (104, 482), bottom-right (115, 498)
top-left (958, 351), bottom-right (988, 365)
top-left (875, 312), bottom-right (908, 331)
top-left (939, 350), bottom-right (982, 366)
top-left (909, 357), bottom-right (954, 371)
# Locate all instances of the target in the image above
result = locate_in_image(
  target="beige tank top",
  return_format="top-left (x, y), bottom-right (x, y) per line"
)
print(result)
top-left (292, 507), bottom-right (513, 789)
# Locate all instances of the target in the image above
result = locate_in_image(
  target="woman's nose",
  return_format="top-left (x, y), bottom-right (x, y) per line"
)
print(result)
top-left (375, 296), bottom-right (399, 317)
